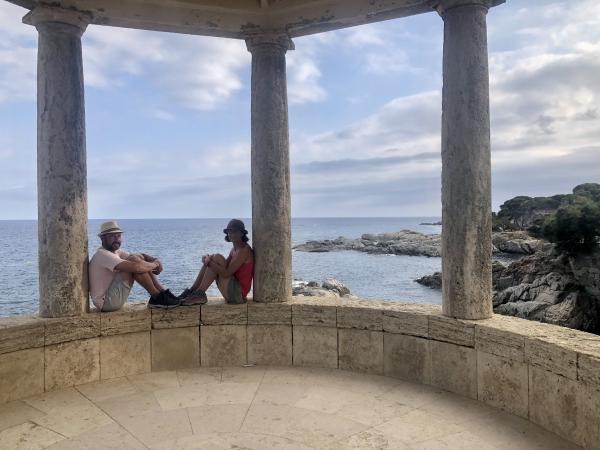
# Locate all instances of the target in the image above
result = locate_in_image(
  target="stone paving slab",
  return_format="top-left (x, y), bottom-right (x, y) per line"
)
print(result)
top-left (0, 367), bottom-right (583, 450)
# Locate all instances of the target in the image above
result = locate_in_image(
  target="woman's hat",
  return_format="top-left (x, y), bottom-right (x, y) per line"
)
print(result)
top-left (223, 219), bottom-right (247, 234)
top-left (98, 221), bottom-right (124, 237)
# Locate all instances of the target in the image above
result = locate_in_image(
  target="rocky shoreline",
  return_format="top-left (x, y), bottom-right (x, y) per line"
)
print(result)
top-left (416, 249), bottom-right (600, 333)
top-left (294, 230), bottom-right (547, 258)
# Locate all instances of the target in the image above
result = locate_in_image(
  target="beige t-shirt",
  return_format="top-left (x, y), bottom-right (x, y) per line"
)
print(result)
top-left (89, 248), bottom-right (130, 309)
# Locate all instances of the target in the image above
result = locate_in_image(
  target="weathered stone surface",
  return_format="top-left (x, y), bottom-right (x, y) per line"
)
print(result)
top-left (440, 1), bottom-right (493, 320)
top-left (337, 306), bottom-right (382, 331)
top-left (201, 325), bottom-right (247, 366)
top-left (474, 318), bottom-right (526, 362)
top-left (100, 302), bottom-right (150, 336)
top-left (44, 314), bottom-right (100, 345)
top-left (383, 333), bottom-right (431, 384)
top-left (0, 348), bottom-right (44, 403)
top-left (431, 341), bottom-right (477, 399)
top-left (29, 16), bottom-right (90, 317)
top-left (45, 338), bottom-right (100, 391)
top-left (529, 367), bottom-right (578, 443)
top-left (578, 353), bottom-right (600, 388)
top-left (477, 351), bottom-right (528, 418)
top-left (429, 315), bottom-right (475, 347)
top-left (151, 327), bottom-right (199, 371)
top-left (291, 303), bottom-right (337, 327)
top-left (0, 316), bottom-right (44, 355)
top-left (100, 331), bottom-right (151, 379)
top-left (383, 309), bottom-right (429, 338)
top-left (338, 329), bottom-right (383, 374)
top-left (576, 383), bottom-right (600, 449)
top-left (201, 300), bottom-right (247, 325)
top-left (151, 305), bottom-right (200, 329)
top-left (247, 34), bottom-right (292, 303)
top-left (292, 326), bottom-right (337, 369)
top-left (525, 336), bottom-right (577, 380)
top-left (247, 325), bottom-right (292, 366)
top-left (248, 302), bottom-right (291, 325)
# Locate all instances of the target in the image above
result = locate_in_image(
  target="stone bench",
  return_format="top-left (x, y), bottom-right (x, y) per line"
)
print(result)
top-left (1, 297), bottom-right (599, 448)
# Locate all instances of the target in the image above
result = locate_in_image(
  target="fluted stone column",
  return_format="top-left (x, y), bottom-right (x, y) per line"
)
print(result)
top-left (436, 0), bottom-right (496, 319)
top-left (246, 34), bottom-right (294, 303)
top-left (24, 7), bottom-right (91, 317)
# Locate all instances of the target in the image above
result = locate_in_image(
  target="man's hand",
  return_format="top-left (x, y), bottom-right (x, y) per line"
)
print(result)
top-left (202, 254), bottom-right (212, 267)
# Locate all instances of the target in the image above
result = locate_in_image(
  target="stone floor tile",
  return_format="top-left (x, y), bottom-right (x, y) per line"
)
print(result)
top-left (76, 377), bottom-right (139, 403)
top-left (127, 370), bottom-right (180, 392)
top-left (220, 365), bottom-right (266, 384)
top-left (187, 404), bottom-right (249, 434)
top-left (0, 400), bottom-right (45, 432)
top-left (240, 403), bottom-right (312, 437)
top-left (205, 382), bottom-right (260, 406)
top-left (261, 366), bottom-right (321, 385)
top-left (176, 367), bottom-right (222, 386)
top-left (149, 432), bottom-right (315, 450)
top-left (23, 389), bottom-right (113, 438)
top-left (416, 390), bottom-right (500, 425)
top-left (252, 382), bottom-right (310, 407)
top-left (410, 430), bottom-right (500, 450)
top-left (335, 394), bottom-right (415, 427)
top-left (45, 422), bottom-right (146, 450)
top-left (153, 384), bottom-right (210, 410)
top-left (119, 409), bottom-right (192, 447)
top-left (0, 421), bottom-right (64, 450)
top-left (382, 380), bottom-right (443, 408)
top-left (325, 429), bottom-right (412, 450)
top-left (373, 409), bottom-right (463, 444)
top-left (96, 391), bottom-right (162, 422)
top-left (455, 408), bottom-right (583, 450)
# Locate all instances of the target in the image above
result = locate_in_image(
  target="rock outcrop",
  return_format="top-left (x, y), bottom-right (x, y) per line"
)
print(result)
top-left (292, 278), bottom-right (354, 298)
top-left (294, 230), bottom-right (546, 258)
top-left (294, 230), bottom-right (442, 257)
top-left (416, 249), bottom-right (600, 333)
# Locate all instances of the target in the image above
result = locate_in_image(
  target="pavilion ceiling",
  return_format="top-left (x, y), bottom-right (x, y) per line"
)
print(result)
top-left (7, 0), bottom-right (441, 38)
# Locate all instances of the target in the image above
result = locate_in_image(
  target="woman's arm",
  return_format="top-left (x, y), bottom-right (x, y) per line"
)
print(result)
top-left (208, 248), bottom-right (248, 278)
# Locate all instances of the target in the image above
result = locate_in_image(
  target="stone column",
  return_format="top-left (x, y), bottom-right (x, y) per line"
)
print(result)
top-left (23, 7), bottom-right (91, 317)
top-left (246, 34), bottom-right (294, 303)
top-left (436, 0), bottom-right (495, 319)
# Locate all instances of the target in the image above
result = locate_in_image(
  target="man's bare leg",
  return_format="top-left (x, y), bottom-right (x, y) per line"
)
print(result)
top-left (133, 272), bottom-right (161, 297)
top-left (198, 254), bottom-right (227, 292)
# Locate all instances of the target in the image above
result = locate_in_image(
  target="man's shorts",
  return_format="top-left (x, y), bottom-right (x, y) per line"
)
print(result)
top-left (102, 272), bottom-right (132, 312)
top-left (226, 277), bottom-right (246, 304)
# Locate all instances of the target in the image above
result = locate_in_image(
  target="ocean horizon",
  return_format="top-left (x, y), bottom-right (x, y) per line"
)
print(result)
top-left (0, 217), bottom-right (443, 317)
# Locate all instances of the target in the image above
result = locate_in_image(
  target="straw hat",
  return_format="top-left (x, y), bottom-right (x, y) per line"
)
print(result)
top-left (98, 221), bottom-right (124, 237)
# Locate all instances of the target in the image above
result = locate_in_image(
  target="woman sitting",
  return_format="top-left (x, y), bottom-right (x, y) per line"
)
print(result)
top-left (181, 219), bottom-right (254, 305)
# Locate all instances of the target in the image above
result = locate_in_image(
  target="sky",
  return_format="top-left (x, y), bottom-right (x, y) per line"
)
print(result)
top-left (0, 0), bottom-right (599, 219)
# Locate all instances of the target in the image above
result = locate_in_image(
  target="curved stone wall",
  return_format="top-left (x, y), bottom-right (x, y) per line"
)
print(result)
top-left (1, 297), bottom-right (599, 448)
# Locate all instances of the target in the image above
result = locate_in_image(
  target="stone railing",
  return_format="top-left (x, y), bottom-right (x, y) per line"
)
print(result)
top-left (1, 297), bottom-right (599, 448)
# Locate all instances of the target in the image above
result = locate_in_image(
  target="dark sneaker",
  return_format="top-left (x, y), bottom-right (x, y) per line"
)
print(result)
top-left (148, 291), bottom-right (181, 309)
top-left (181, 289), bottom-right (208, 306)
top-left (164, 289), bottom-right (179, 300)
top-left (177, 287), bottom-right (193, 300)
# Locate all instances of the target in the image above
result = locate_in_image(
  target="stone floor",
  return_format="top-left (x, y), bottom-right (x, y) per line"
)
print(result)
top-left (0, 366), bottom-right (582, 450)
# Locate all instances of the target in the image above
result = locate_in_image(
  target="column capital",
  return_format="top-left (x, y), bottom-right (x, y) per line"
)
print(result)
top-left (429, 0), bottom-right (505, 15)
top-left (245, 32), bottom-right (295, 54)
top-left (23, 5), bottom-right (92, 34)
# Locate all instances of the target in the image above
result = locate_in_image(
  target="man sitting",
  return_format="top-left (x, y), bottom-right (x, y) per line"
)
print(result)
top-left (89, 221), bottom-right (180, 311)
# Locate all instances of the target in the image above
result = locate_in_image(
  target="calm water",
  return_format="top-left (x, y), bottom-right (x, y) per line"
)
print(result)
top-left (0, 218), bottom-right (442, 316)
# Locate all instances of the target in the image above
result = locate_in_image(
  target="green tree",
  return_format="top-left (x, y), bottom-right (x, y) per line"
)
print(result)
top-left (542, 196), bottom-right (600, 254)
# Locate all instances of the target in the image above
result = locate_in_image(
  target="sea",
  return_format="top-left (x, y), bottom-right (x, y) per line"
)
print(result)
top-left (0, 218), bottom-right (443, 317)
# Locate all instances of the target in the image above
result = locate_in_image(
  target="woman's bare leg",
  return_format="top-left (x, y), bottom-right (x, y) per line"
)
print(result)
top-left (195, 254), bottom-right (227, 292)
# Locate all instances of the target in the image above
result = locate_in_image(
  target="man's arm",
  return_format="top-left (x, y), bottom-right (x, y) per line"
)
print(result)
top-left (114, 259), bottom-right (160, 274)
